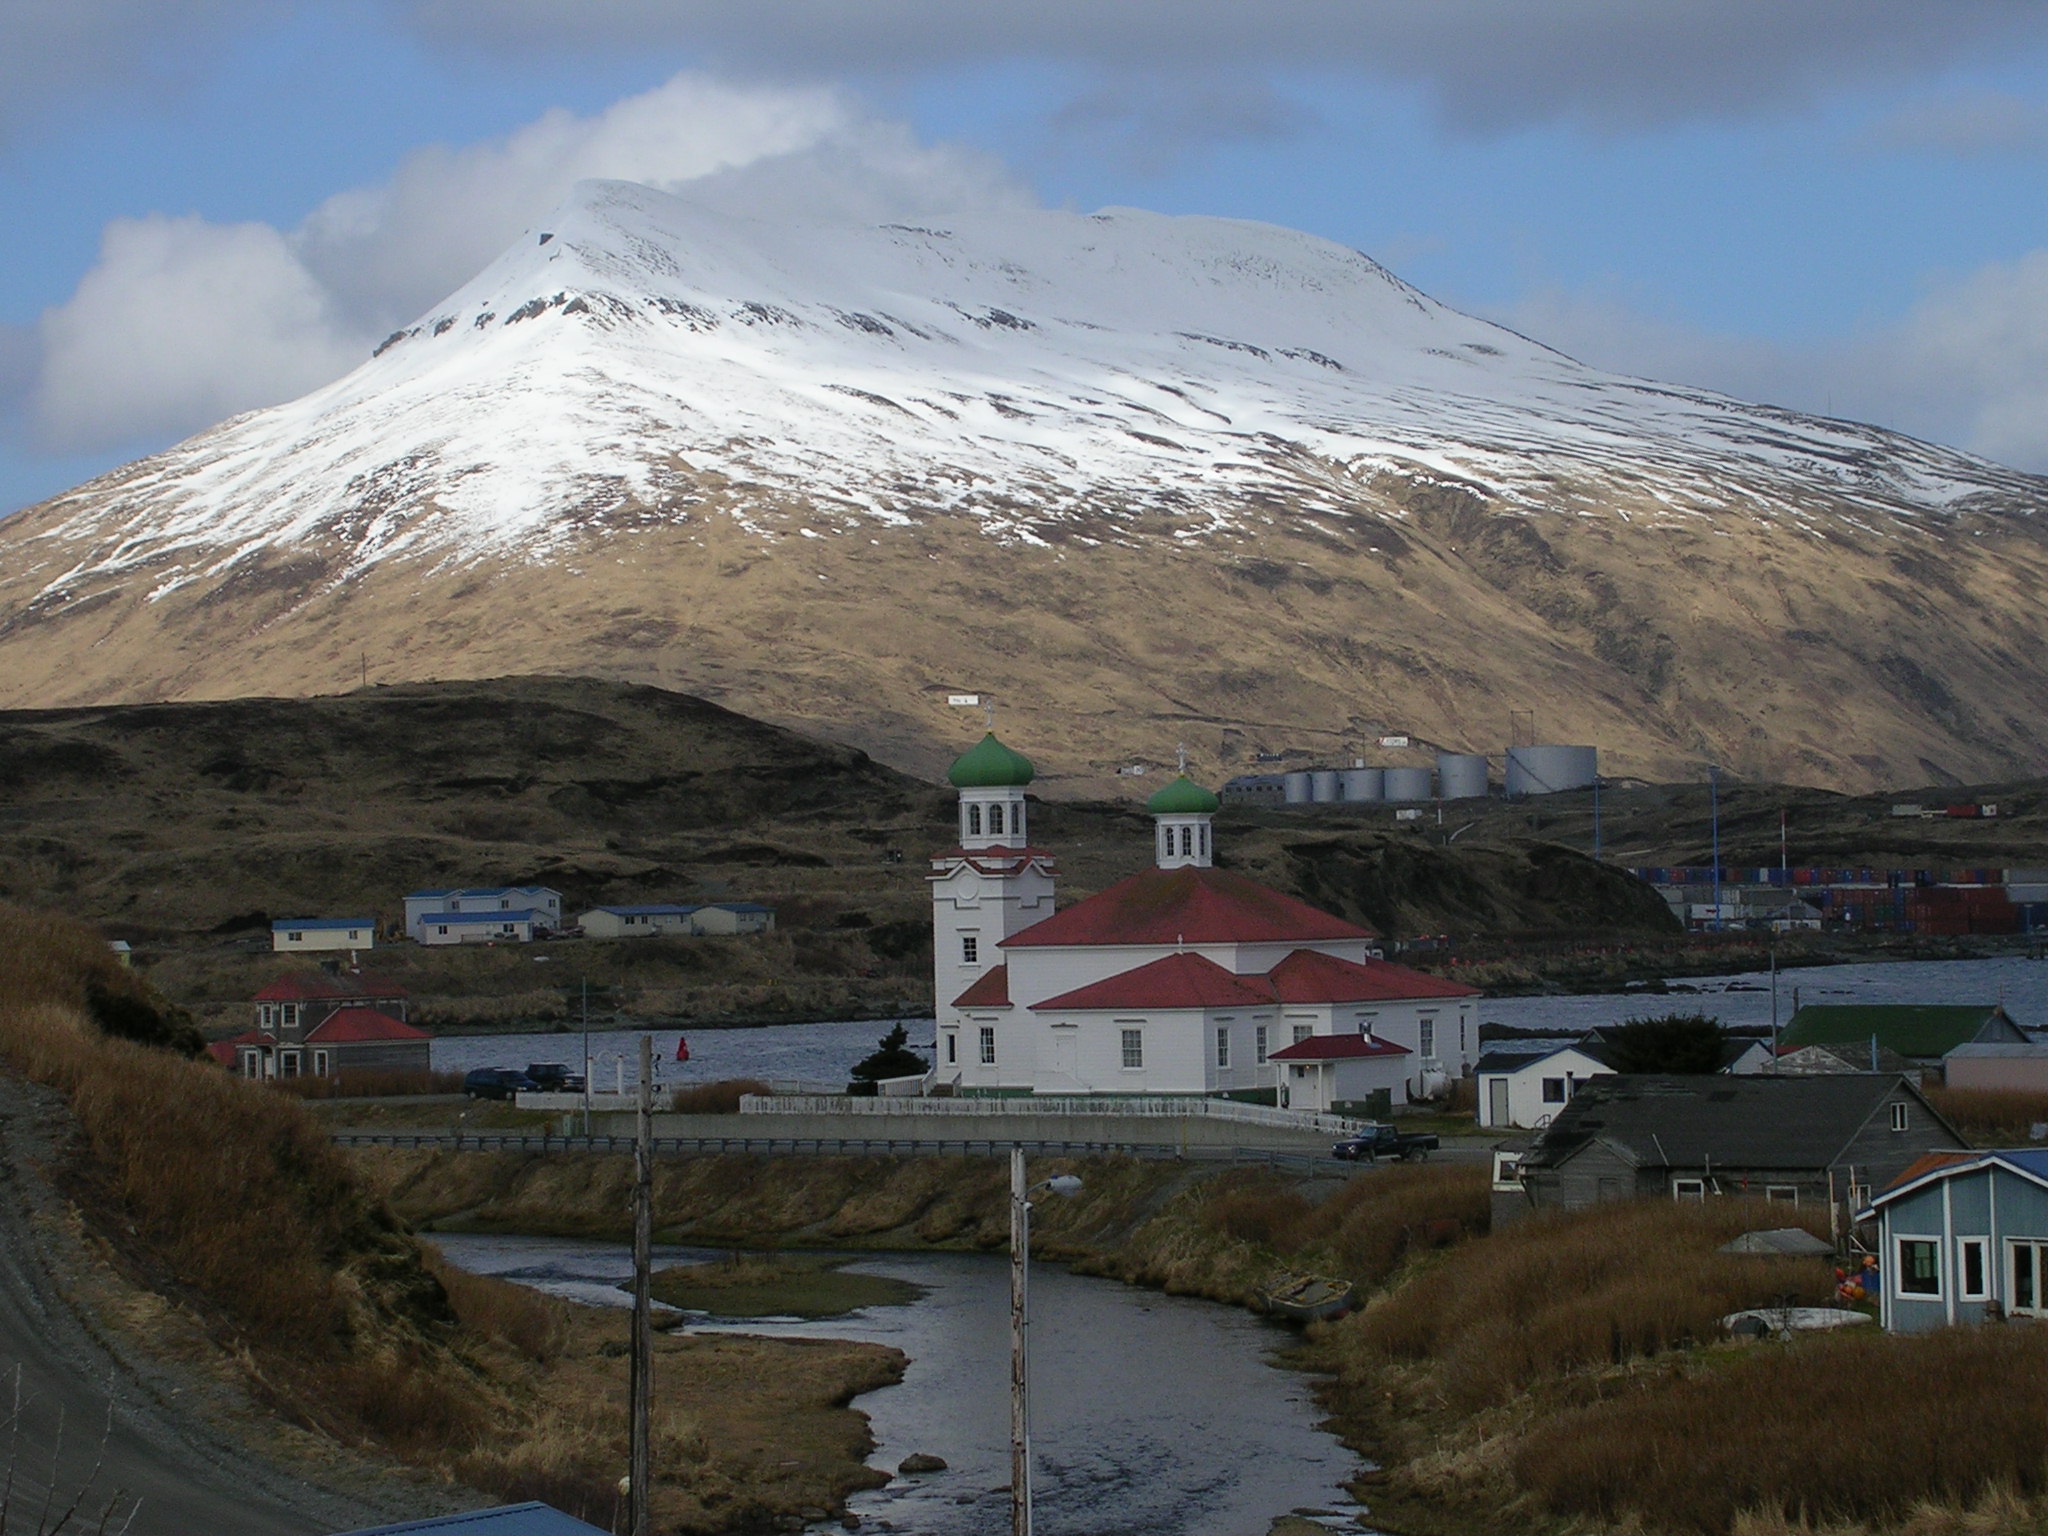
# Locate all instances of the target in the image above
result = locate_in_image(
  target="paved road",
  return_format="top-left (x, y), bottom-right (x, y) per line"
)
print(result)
top-left (0, 1081), bottom-right (403, 1536)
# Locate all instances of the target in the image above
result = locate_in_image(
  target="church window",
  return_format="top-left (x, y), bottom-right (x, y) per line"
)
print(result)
top-left (962, 935), bottom-right (979, 964)
top-left (1255, 1025), bottom-right (1269, 1064)
top-left (1216, 1027), bottom-right (1230, 1069)
top-left (989, 804), bottom-right (1004, 836)
top-left (945, 1032), bottom-right (958, 1064)
top-left (1293, 1024), bottom-right (1312, 1045)
top-left (1180, 826), bottom-right (1193, 856)
top-left (1199, 825), bottom-right (1208, 857)
top-left (1419, 1017), bottom-right (1436, 1058)
top-left (1121, 1029), bottom-right (1145, 1070)
top-left (968, 804), bottom-right (982, 836)
top-left (979, 1026), bottom-right (996, 1065)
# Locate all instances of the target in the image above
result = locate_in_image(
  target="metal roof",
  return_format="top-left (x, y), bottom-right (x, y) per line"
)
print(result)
top-left (417, 910), bottom-right (542, 924)
top-left (1779, 1004), bottom-right (2018, 1058)
top-left (271, 918), bottom-right (376, 930)
top-left (585, 905), bottom-right (700, 916)
top-left (332, 1502), bottom-right (610, 1536)
top-left (1003, 865), bottom-right (1374, 949)
top-left (1521, 1072), bottom-right (1963, 1173)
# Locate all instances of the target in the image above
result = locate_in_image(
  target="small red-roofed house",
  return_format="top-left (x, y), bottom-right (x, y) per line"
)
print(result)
top-left (931, 737), bottom-right (1478, 1104)
top-left (222, 971), bottom-right (424, 1080)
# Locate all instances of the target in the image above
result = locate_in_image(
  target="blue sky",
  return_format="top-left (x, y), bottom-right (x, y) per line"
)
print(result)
top-left (8, 2), bottom-right (2048, 513)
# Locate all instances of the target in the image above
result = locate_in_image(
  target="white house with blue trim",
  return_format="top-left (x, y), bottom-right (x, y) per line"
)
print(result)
top-left (404, 887), bottom-right (562, 941)
top-left (578, 904), bottom-right (700, 939)
top-left (272, 917), bottom-right (376, 952)
top-left (1860, 1149), bottom-right (2048, 1331)
top-left (416, 910), bottom-right (543, 946)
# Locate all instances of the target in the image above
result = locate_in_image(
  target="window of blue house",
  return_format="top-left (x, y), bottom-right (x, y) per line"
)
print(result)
top-left (1897, 1238), bottom-right (1941, 1297)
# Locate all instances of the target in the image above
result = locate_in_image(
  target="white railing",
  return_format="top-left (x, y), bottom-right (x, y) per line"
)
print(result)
top-left (738, 1093), bottom-right (1365, 1136)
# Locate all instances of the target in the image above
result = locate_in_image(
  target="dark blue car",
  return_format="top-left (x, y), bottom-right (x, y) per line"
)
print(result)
top-left (463, 1067), bottom-right (536, 1101)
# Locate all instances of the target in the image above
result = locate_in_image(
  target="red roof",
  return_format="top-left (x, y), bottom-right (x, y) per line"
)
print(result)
top-left (206, 1029), bottom-right (274, 1067)
top-left (1003, 866), bottom-right (1375, 950)
top-left (205, 1041), bottom-right (238, 1067)
top-left (953, 965), bottom-right (1012, 1008)
top-left (1268, 1033), bottom-right (1412, 1062)
top-left (1886, 1149), bottom-right (1979, 1190)
top-left (254, 972), bottom-right (408, 1004)
top-left (1033, 952), bottom-right (1276, 1012)
top-left (1267, 948), bottom-right (1480, 1003)
top-left (305, 1007), bottom-right (429, 1044)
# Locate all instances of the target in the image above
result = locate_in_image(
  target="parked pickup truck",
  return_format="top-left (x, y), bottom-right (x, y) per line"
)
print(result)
top-left (462, 1067), bottom-right (536, 1101)
top-left (522, 1062), bottom-right (587, 1093)
top-left (1331, 1124), bottom-right (1439, 1162)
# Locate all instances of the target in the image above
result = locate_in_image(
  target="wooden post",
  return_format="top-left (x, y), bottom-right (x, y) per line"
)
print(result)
top-left (1010, 1146), bottom-right (1030, 1536)
top-left (630, 1033), bottom-right (654, 1536)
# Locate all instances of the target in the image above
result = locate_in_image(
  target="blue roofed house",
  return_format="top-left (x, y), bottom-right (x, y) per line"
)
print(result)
top-left (272, 917), bottom-right (377, 953)
top-left (404, 887), bottom-right (563, 943)
top-left (578, 904), bottom-right (699, 939)
top-left (1861, 1149), bottom-right (2048, 1331)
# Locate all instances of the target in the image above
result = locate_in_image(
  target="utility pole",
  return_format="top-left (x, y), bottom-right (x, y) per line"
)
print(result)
top-left (1010, 1147), bottom-right (1030, 1536)
top-left (629, 1033), bottom-right (653, 1536)
top-left (1592, 774), bottom-right (1602, 861)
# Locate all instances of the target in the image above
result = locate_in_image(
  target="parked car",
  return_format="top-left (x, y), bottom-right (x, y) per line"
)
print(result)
top-left (463, 1067), bottom-right (536, 1100)
top-left (523, 1062), bottom-right (587, 1093)
top-left (1331, 1124), bottom-right (1439, 1162)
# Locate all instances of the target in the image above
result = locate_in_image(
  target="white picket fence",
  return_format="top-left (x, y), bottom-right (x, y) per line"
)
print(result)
top-left (738, 1093), bottom-right (1365, 1137)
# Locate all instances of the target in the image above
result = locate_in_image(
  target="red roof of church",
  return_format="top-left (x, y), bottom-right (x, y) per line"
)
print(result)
top-left (1267, 948), bottom-right (1480, 1003)
top-left (1002, 866), bottom-right (1375, 949)
top-left (306, 1007), bottom-right (429, 1044)
top-left (1033, 952), bottom-right (1277, 1012)
top-left (206, 1029), bottom-right (275, 1067)
top-left (952, 966), bottom-right (1012, 1008)
top-left (1268, 1033), bottom-right (1413, 1062)
top-left (254, 972), bottom-right (408, 1004)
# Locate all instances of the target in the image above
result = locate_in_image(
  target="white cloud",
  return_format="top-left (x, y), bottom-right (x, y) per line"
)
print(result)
top-left (1859, 91), bottom-right (2048, 157)
top-left (1499, 257), bottom-right (2048, 473)
top-left (31, 216), bottom-right (364, 453)
top-left (25, 73), bottom-right (1027, 454)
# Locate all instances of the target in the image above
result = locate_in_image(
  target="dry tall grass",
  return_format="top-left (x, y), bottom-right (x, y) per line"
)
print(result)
top-left (1924, 1086), bottom-right (2048, 1144)
top-left (1200, 1163), bottom-right (1490, 1287)
top-left (1340, 1198), bottom-right (1834, 1407)
top-left (666, 1078), bottom-right (772, 1114)
top-left (275, 1068), bottom-right (465, 1099)
top-left (1517, 1325), bottom-right (2048, 1533)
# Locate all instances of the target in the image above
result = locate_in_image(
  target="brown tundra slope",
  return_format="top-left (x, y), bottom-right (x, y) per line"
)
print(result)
top-left (1, 181), bottom-right (2044, 794)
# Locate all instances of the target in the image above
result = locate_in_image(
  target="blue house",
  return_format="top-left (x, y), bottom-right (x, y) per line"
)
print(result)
top-left (1861, 1149), bottom-right (2048, 1331)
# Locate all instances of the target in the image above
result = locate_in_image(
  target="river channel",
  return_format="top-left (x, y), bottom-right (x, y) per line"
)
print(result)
top-left (428, 1233), bottom-right (1369, 1536)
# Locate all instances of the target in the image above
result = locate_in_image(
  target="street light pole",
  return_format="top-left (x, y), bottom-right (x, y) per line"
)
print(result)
top-left (628, 1033), bottom-right (653, 1536)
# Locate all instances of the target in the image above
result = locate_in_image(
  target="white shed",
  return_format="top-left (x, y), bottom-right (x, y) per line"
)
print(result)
top-left (1475, 1043), bottom-right (1615, 1129)
top-left (272, 918), bottom-right (376, 953)
top-left (1268, 1033), bottom-right (1413, 1114)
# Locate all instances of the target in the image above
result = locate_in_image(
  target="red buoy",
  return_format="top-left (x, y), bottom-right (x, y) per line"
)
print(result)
top-left (674, 1035), bottom-right (690, 1062)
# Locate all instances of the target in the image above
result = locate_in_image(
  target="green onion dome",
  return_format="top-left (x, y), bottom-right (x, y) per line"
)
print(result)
top-left (1146, 775), bottom-right (1221, 814)
top-left (947, 733), bottom-right (1036, 788)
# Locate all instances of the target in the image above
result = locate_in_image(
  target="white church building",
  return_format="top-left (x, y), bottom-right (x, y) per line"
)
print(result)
top-left (930, 734), bottom-right (1479, 1109)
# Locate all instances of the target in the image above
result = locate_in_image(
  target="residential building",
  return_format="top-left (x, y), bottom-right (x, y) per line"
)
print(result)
top-left (578, 905), bottom-right (699, 939)
top-left (1507, 1073), bottom-right (1967, 1224)
top-left (417, 910), bottom-right (542, 945)
top-left (271, 917), bottom-right (376, 953)
top-left (1943, 1042), bottom-right (2048, 1092)
top-left (931, 733), bottom-right (1479, 1100)
top-left (1779, 1004), bottom-right (2027, 1066)
top-left (690, 902), bottom-right (776, 936)
top-left (403, 887), bottom-right (562, 940)
top-left (1861, 1150), bottom-right (2048, 1332)
top-left (210, 971), bottom-right (426, 1080)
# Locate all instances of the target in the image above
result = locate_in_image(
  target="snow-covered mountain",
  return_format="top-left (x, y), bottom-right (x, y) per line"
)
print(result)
top-left (2, 178), bottom-right (2046, 791)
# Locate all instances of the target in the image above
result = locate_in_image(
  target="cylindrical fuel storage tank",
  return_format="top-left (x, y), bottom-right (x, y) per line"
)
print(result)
top-left (1283, 771), bottom-right (1313, 804)
top-left (1384, 766), bottom-right (1434, 802)
top-left (1310, 769), bottom-right (1341, 802)
top-left (1341, 767), bottom-right (1384, 802)
top-left (1436, 752), bottom-right (1489, 801)
top-left (1504, 745), bottom-right (1598, 797)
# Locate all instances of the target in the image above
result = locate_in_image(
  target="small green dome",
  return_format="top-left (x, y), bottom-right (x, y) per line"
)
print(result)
top-left (948, 733), bottom-right (1035, 788)
top-left (1146, 775), bottom-right (1221, 815)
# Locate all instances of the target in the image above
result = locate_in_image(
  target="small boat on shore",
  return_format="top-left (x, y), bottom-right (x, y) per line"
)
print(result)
top-left (1258, 1273), bottom-right (1353, 1324)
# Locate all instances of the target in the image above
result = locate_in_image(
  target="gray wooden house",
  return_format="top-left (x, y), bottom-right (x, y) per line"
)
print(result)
top-left (1510, 1074), bottom-right (1967, 1224)
top-left (1861, 1149), bottom-right (2048, 1332)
